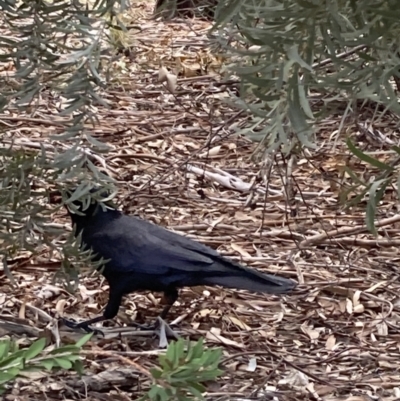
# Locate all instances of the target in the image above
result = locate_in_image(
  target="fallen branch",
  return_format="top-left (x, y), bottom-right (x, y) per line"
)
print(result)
top-left (299, 214), bottom-right (400, 248)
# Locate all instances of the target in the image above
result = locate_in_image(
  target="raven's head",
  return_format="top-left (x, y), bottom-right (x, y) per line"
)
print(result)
top-left (50, 185), bottom-right (118, 219)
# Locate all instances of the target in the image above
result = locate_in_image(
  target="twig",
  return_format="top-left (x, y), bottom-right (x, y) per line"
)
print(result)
top-left (299, 214), bottom-right (400, 248)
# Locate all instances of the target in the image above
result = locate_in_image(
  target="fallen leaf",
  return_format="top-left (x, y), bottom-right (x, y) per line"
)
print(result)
top-left (325, 334), bottom-right (336, 350)
top-left (231, 243), bottom-right (251, 258)
top-left (222, 315), bottom-right (251, 331)
top-left (346, 298), bottom-right (353, 314)
top-left (301, 323), bottom-right (320, 340)
top-left (279, 369), bottom-right (309, 387)
top-left (206, 327), bottom-right (245, 348)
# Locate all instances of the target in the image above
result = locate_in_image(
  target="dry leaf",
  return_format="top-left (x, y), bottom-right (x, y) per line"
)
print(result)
top-left (55, 299), bottom-right (67, 314)
top-left (339, 299), bottom-right (347, 313)
top-left (78, 285), bottom-right (98, 302)
top-left (206, 327), bottom-right (245, 348)
top-left (148, 140), bottom-right (164, 148)
top-left (326, 285), bottom-right (355, 297)
top-left (346, 298), bottom-right (353, 314)
top-left (301, 323), bottom-right (320, 340)
top-left (246, 357), bottom-right (257, 372)
top-left (222, 315), bottom-right (251, 331)
top-left (376, 320), bottom-right (388, 336)
top-left (35, 285), bottom-right (61, 300)
top-left (158, 66), bottom-right (168, 82)
top-left (230, 243), bottom-right (251, 258)
top-left (279, 369), bottom-right (309, 387)
top-left (353, 303), bottom-right (364, 314)
top-left (208, 145), bottom-right (221, 156)
top-left (378, 360), bottom-right (394, 368)
top-left (353, 290), bottom-right (361, 305)
top-left (325, 334), bottom-right (336, 350)
top-left (166, 73), bottom-right (177, 92)
top-left (365, 281), bottom-right (387, 292)
top-left (0, 293), bottom-right (6, 305)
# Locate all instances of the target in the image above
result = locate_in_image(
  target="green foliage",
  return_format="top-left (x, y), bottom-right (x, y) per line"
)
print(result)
top-left (212, 0), bottom-right (400, 158)
top-left (0, 0), bottom-right (124, 284)
top-left (142, 338), bottom-right (223, 401)
top-left (0, 334), bottom-right (92, 395)
top-left (342, 138), bottom-right (395, 234)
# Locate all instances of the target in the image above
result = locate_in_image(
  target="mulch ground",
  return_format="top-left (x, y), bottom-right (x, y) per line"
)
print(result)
top-left (2, 2), bottom-right (400, 400)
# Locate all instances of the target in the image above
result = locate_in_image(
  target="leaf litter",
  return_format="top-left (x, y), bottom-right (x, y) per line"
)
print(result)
top-left (1, 1), bottom-right (400, 400)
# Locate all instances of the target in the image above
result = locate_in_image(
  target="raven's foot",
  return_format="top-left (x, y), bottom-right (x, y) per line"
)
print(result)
top-left (156, 316), bottom-right (179, 343)
top-left (129, 317), bottom-right (179, 345)
top-left (62, 318), bottom-right (104, 337)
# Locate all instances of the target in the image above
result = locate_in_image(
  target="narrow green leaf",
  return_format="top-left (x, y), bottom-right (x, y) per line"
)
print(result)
top-left (85, 134), bottom-right (110, 151)
top-left (0, 354), bottom-right (24, 370)
top-left (203, 348), bottom-right (222, 366)
top-left (287, 45), bottom-right (313, 71)
top-left (72, 360), bottom-right (85, 376)
top-left (40, 360), bottom-right (55, 371)
top-left (296, 0), bottom-right (319, 8)
top-left (59, 98), bottom-right (86, 116)
top-left (366, 197), bottom-right (376, 235)
top-left (50, 130), bottom-right (80, 141)
top-left (150, 368), bottom-right (163, 379)
top-left (158, 388), bottom-right (170, 401)
top-left (173, 339), bottom-right (184, 368)
top-left (0, 342), bottom-right (10, 361)
top-left (0, 370), bottom-right (19, 385)
top-left (342, 166), bottom-right (367, 187)
top-left (25, 338), bottom-right (46, 361)
top-left (49, 345), bottom-right (79, 355)
top-left (212, 0), bottom-right (242, 27)
top-left (287, 74), bottom-right (315, 148)
top-left (186, 341), bottom-right (194, 361)
top-left (54, 358), bottom-right (72, 369)
top-left (165, 341), bottom-right (176, 369)
top-left (347, 138), bottom-right (394, 171)
top-left (158, 355), bottom-right (168, 372)
top-left (65, 183), bottom-right (91, 204)
top-left (298, 83), bottom-right (314, 119)
top-left (195, 369), bottom-right (224, 381)
top-left (148, 385), bottom-right (163, 400)
top-left (74, 333), bottom-right (93, 348)
top-left (366, 179), bottom-right (389, 235)
top-left (170, 367), bottom-right (192, 380)
top-left (366, 179), bottom-right (383, 235)
top-left (187, 384), bottom-right (205, 399)
top-left (342, 187), bottom-right (367, 208)
top-left (16, 87), bottom-right (40, 105)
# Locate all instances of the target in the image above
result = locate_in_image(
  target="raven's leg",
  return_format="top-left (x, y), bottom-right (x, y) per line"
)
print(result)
top-left (131, 288), bottom-right (180, 342)
top-left (63, 314), bottom-right (105, 334)
top-left (159, 288), bottom-right (179, 320)
top-left (129, 288), bottom-right (179, 330)
top-left (63, 287), bottom-right (123, 334)
top-left (155, 288), bottom-right (180, 341)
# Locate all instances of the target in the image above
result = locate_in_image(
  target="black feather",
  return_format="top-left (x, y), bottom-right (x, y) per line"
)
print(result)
top-left (64, 192), bottom-right (296, 329)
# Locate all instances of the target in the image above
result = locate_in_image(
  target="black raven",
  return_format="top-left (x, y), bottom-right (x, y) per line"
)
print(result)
top-left (62, 192), bottom-right (296, 332)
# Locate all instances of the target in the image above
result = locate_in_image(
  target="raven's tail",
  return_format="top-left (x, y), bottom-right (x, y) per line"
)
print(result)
top-left (202, 267), bottom-right (296, 294)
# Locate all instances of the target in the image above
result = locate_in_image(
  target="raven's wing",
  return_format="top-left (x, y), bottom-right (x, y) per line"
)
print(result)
top-left (88, 214), bottom-right (220, 274)
top-left (85, 214), bottom-right (295, 293)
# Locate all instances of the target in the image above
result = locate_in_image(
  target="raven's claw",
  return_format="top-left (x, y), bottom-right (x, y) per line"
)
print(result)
top-left (62, 318), bottom-right (105, 337)
top-left (156, 316), bottom-right (179, 341)
top-left (128, 317), bottom-right (179, 344)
